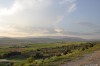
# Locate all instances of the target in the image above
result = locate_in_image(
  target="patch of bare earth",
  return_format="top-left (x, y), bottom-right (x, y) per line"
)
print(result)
top-left (61, 50), bottom-right (100, 66)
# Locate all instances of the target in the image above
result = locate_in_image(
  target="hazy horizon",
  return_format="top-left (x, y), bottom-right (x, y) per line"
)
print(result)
top-left (0, 0), bottom-right (100, 39)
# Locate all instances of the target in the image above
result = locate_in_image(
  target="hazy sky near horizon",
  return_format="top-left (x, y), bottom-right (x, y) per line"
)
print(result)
top-left (0, 0), bottom-right (100, 39)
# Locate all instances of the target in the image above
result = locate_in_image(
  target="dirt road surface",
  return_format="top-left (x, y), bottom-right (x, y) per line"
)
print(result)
top-left (61, 50), bottom-right (100, 66)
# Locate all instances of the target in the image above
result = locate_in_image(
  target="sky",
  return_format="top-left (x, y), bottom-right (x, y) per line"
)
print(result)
top-left (0, 0), bottom-right (100, 39)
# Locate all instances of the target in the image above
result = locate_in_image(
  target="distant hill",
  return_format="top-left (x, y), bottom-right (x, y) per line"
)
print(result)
top-left (0, 36), bottom-right (87, 46)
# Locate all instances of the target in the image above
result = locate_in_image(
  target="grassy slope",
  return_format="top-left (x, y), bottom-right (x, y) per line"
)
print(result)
top-left (14, 42), bottom-right (100, 66)
top-left (0, 42), bottom-right (100, 66)
top-left (0, 42), bottom-right (85, 54)
top-left (42, 43), bottom-right (100, 66)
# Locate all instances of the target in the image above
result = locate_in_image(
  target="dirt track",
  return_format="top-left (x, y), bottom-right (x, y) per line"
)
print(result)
top-left (61, 50), bottom-right (100, 66)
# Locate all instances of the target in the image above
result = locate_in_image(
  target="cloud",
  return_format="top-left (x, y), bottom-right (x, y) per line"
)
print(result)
top-left (0, 0), bottom-right (77, 37)
top-left (77, 21), bottom-right (99, 28)
top-left (0, 24), bottom-right (100, 39)
top-left (1, 0), bottom-right (100, 39)
top-left (67, 3), bottom-right (76, 13)
top-left (54, 28), bottom-right (64, 33)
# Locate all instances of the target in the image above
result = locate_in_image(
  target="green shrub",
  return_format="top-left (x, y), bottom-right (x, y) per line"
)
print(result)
top-left (27, 57), bottom-right (34, 63)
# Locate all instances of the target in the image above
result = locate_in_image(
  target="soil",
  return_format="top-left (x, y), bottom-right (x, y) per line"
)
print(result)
top-left (61, 50), bottom-right (100, 66)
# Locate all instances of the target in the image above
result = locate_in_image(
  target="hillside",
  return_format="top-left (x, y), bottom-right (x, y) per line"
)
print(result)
top-left (0, 36), bottom-right (86, 46)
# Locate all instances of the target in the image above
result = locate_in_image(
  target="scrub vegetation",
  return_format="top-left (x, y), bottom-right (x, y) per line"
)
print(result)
top-left (0, 42), bottom-right (100, 66)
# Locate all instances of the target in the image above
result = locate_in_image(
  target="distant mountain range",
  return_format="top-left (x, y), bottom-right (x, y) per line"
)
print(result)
top-left (0, 36), bottom-right (88, 46)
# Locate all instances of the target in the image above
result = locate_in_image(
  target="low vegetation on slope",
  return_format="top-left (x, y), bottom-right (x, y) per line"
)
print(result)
top-left (0, 42), bottom-right (100, 66)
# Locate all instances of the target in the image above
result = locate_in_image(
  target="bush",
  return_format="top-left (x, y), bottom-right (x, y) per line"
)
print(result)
top-left (27, 57), bottom-right (34, 63)
top-left (34, 52), bottom-right (43, 59)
